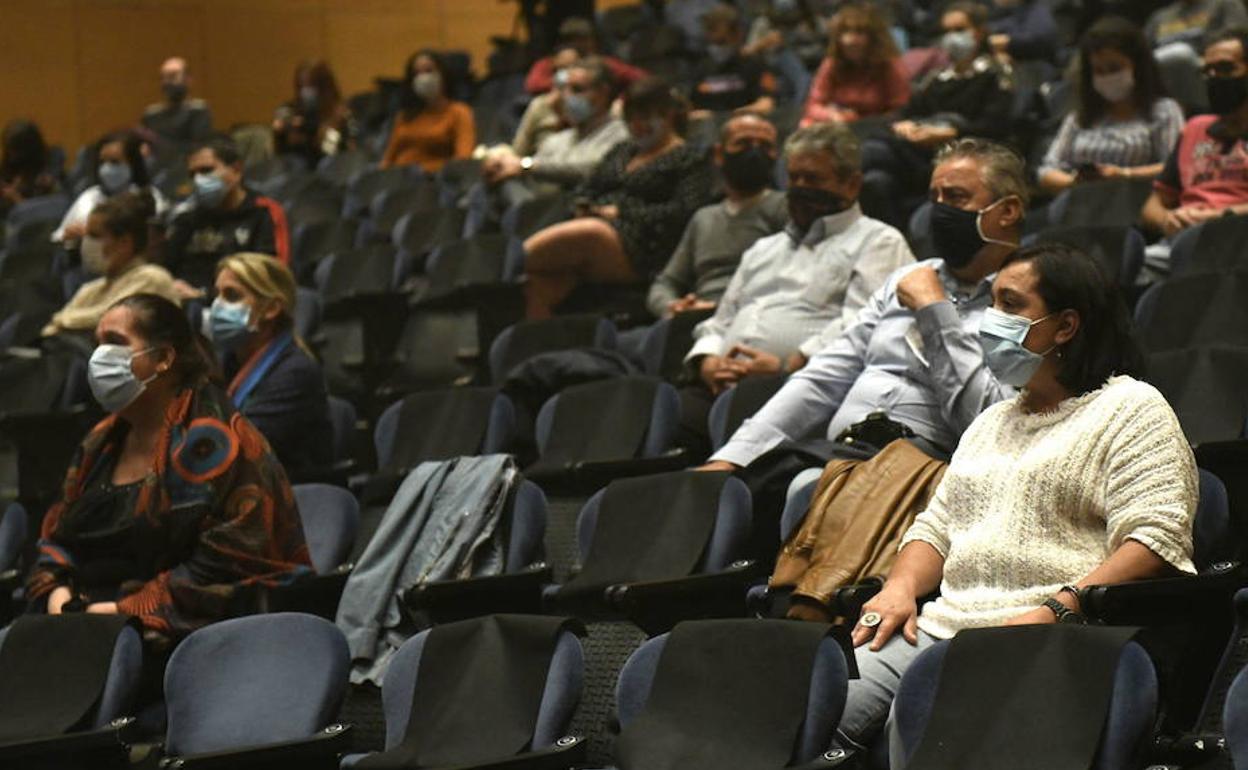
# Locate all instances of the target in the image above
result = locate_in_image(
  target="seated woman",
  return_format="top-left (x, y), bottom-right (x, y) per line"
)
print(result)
top-left (522, 77), bottom-right (713, 319)
top-left (806, 242), bottom-right (1196, 762)
top-left (273, 59), bottom-right (356, 171)
top-left (209, 252), bottom-right (333, 476)
top-left (0, 119), bottom-right (59, 219)
top-left (42, 192), bottom-right (180, 341)
top-left (28, 293), bottom-right (312, 645)
top-left (801, 2), bottom-right (911, 127)
top-left (381, 50), bottom-right (475, 172)
top-left (1038, 16), bottom-right (1184, 195)
top-left (53, 129), bottom-right (168, 243)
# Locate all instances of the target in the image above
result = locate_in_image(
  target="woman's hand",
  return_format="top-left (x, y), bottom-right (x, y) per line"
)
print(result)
top-left (1004, 606), bottom-right (1056, 626)
top-left (48, 585), bottom-right (74, 614)
top-left (87, 602), bottom-right (119, 614)
top-left (852, 581), bottom-right (920, 651)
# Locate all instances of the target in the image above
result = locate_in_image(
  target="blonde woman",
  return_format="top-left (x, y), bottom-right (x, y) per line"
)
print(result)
top-left (208, 252), bottom-right (332, 475)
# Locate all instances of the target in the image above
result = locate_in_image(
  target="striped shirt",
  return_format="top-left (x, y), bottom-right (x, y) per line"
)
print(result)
top-left (1038, 98), bottom-right (1184, 177)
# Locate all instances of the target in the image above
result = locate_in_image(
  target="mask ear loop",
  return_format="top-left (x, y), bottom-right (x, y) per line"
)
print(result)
top-left (975, 195), bottom-right (1021, 249)
top-left (133, 346), bottom-right (170, 385)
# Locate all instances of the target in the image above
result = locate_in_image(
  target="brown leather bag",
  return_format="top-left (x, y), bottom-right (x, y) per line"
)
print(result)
top-left (772, 439), bottom-right (947, 607)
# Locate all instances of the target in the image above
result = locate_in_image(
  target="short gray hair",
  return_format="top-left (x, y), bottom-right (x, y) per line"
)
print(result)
top-left (934, 137), bottom-right (1030, 207)
top-left (783, 122), bottom-right (861, 178)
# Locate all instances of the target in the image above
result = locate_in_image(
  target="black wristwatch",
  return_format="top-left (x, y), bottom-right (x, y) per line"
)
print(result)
top-left (1043, 597), bottom-right (1086, 624)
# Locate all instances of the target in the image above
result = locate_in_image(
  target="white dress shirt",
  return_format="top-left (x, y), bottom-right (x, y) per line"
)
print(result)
top-left (685, 203), bottom-right (914, 362)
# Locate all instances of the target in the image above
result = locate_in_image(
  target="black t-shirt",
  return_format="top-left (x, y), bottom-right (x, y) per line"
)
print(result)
top-left (691, 54), bottom-right (773, 113)
top-left (141, 99), bottom-right (214, 148)
top-left (163, 189), bottom-right (290, 291)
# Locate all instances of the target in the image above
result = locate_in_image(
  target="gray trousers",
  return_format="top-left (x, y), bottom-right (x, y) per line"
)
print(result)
top-left (834, 630), bottom-right (941, 766)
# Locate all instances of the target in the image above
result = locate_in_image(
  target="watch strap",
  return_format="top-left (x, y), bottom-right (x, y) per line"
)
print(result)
top-left (1043, 596), bottom-right (1086, 624)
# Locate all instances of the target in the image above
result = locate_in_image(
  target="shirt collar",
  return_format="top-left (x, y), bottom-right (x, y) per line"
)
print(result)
top-left (786, 202), bottom-right (862, 246)
top-left (933, 258), bottom-right (996, 304)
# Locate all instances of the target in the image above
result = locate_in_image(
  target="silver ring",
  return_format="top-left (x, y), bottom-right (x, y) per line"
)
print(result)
top-left (859, 611), bottom-right (882, 628)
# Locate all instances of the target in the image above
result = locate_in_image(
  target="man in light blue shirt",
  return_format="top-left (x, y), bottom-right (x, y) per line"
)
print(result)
top-left (703, 138), bottom-right (1028, 469)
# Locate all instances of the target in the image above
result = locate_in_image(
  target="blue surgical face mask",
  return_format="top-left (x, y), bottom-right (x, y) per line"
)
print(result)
top-left (98, 161), bottom-right (132, 195)
top-left (193, 171), bottom-right (228, 209)
top-left (940, 29), bottom-right (978, 62)
top-left (978, 307), bottom-right (1055, 388)
top-left (88, 344), bottom-right (159, 413)
top-left (209, 298), bottom-right (253, 350)
top-left (562, 92), bottom-right (594, 125)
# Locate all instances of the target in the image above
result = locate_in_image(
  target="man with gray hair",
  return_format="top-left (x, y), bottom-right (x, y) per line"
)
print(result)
top-left (701, 137), bottom-right (1025, 472)
top-left (677, 121), bottom-right (915, 459)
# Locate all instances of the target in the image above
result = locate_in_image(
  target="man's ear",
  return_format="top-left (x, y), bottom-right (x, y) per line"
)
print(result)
top-left (997, 195), bottom-right (1024, 229)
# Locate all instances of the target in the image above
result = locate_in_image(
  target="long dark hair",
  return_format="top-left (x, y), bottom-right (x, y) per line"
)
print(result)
top-left (1, 119), bottom-right (48, 182)
top-left (293, 59), bottom-right (342, 122)
top-left (400, 49), bottom-right (449, 118)
top-left (94, 129), bottom-right (151, 188)
top-left (112, 294), bottom-right (216, 388)
top-left (1004, 243), bottom-right (1144, 396)
top-left (1075, 16), bottom-right (1166, 128)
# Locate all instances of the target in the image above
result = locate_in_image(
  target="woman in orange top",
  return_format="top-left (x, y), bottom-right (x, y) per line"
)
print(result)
top-left (381, 50), bottom-right (476, 172)
top-left (801, 3), bottom-right (911, 127)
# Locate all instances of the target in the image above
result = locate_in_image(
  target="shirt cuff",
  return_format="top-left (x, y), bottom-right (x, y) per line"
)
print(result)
top-left (709, 441), bottom-right (765, 468)
top-left (685, 335), bottom-right (725, 364)
top-left (797, 334), bottom-right (825, 360)
top-left (914, 299), bottom-right (960, 342)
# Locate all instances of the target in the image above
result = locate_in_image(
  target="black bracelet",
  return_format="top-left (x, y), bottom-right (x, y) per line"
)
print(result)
top-left (1058, 584), bottom-right (1082, 609)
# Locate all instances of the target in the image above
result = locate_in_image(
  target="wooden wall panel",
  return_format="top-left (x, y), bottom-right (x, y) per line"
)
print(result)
top-left (0, 0), bottom-right (589, 153)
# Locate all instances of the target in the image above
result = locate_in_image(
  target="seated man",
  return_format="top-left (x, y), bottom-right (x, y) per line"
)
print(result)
top-left (689, 3), bottom-right (778, 119)
top-left (702, 137), bottom-right (1026, 472)
top-left (512, 46), bottom-right (583, 159)
top-left (1140, 27), bottom-right (1248, 283)
top-left (1146, 0), bottom-right (1248, 111)
top-left (163, 137), bottom-right (290, 296)
top-left (679, 121), bottom-right (916, 459)
top-left (523, 16), bottom-right (647, 96)
top-left (860, 2), bottom-right (1015, 229)
top-left (141, 57), bottom-right (213, 153)
top-left (475, 56), bottom-right (630, 230)
top-left (647, 113), bottom-right (789, 319)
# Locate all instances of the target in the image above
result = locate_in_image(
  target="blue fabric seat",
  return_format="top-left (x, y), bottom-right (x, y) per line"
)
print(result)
top-left (599, 626), bottom-right (849, 769)
top-left (489, 316), bottom-right (618, 385)
top-left (0, 501), bottom-right (26, 574)
top-left (327, 395), bottom-right (357, 465)
top-left (341, 618), bottom-right (585, 768)
top-left (293, 483), bottom-right (360, 574)
top-left (162, 613), bottom-right (350, 763)
top-left (372, 388), bottom-right (517, 471)
top-left (707, 375), bottom-right (789, 452)
top-left (892, 638), bottom-right (1158, 770)
top-left (534, 378), bottom-right (679, 465)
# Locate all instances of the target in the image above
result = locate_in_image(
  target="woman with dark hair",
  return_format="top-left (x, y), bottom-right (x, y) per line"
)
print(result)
top-left (521, 77), bottom-right (713, 318)
top-left (801, 2), bottom-right (910, 126)
top-left (380, 50), bottom-right (476, 171)
top-left (28, 292), bottom-right (311, 644)
top-left (0, 119), bottom-right (58, 215)
top-left (273, 60), bottom-right (356, 169)
top-left (54, 129), bottom-right (167, 243)
top-left (43, 192), bottom-right (179, 339)
top-left (1038, 16), bottom-right (1183, 194)
top-left (817, 242), bottom-right (1195, 764)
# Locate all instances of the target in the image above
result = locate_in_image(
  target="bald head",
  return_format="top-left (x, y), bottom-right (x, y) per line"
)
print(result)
top-left (160, 57), bottom-right (191, 103)
top-left (719, 113), bottom-right (776, 147)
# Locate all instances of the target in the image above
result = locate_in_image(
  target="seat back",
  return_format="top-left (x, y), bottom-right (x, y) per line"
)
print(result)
top-left (386, 308), bottom-right (481, 391)
top-left (379, 620), bottom-right (584, 754)
top-left (615, 623), bottom-right (848, 766)
top-left (292, 484), bottom-right (360, 573)
top-left (574, 473), bottom-right (752, 575)
top-left (1146, 345), bottom-right (1248, 445)
top-left (163, 613), bottom-right (349, 756)
top-left (393, 208), bottom-right (467, 274)
top-left (1028, 225), bottom-right (1146, 287)
top-left (489, 315), bottom-right (617, 385)
top-left (343, 166), bottom-right (423, 219)
top-left (326, 395), bottom-right (356, 464)
top-left (638, 308), bottom-right (716, 381)
top-left (708, 375), bottom-right (788, 451)
top-left (316, 244), bottom-right (400, 304)
top-left (294, 286), bottom-right (322, 340)
top-left (893, 638), bottom-right (1158, 770)
top-left (1169, 214), bottom-right (1248, 277)
top-left (0, 501), bottom-right (27, 572)
top-left (1048, 178), bottom-right (1154, 227)
top-left (373, 387), bottom-right (517, 472)
top-left (507, 479), bottom-right (548, 571)
top-left (534, 377), bottom-right (678, 466)
top-left (1195, 469), bottom-right (1233, 570)
top-left (424, 234), bottom-right (509, 295)
top-left (1134, 273), bottom-right (1248, 353)
top-left (315, 149), bottom-right (371, 186)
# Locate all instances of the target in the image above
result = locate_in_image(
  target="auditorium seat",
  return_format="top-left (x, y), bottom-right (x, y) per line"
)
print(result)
top-left (342, 166), bottom-right (423, 220)
top-left (892, 637), bottom-right (1158, 770)
top-left (1134, 273), bottom-right (1248, 353)
top-left (636, 306), bottom-right (715, 382)
top-left (373, 387), bottom-right (517, 476)
top-left (1045, 178), bottom-right (1154, 228)
top-left (340, 615), bottom-right (586, 769)
top-left (315, 148), bottom-right (371, 187)
top-left (0, 616), bottom-right (143, 768)
top-left (1027, 224), bottom-right (1146, 289)
top-left (356, 184), bottom-right (441, 246)
top-left (159, 613), bottom-right (350, 769)
top-left (0, 502), bottom-right (27, 625)
top-left (592, 619), bottom-right (850, 770)
top-left (489, 315), bottom-right (618, 385)
top-left (1167, 213), bottom-right (1248, 277)
top-left (392, 207), bottom-right (466, 276)
top-left (292, 218), bottom-right (357, 286)
top-left (549, 470), bottom-right (756, 633)
top-left (416, 233), bottom-right (511, 302)
top-left (707, 374), bottom-right (789, 451)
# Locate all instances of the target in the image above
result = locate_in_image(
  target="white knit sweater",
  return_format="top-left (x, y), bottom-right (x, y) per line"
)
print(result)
top-left (902, 376), bottom-right (1198, 640)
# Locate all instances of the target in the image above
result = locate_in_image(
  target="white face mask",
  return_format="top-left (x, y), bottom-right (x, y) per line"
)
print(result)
top-left (1092, 68), bottom-right (1135, 104)
top-left (87, 344), bottom-right (160, 413)
top-left (413, 72), bottom-right (442, 101)
top-left (80, 235), bottom-right (110, 275)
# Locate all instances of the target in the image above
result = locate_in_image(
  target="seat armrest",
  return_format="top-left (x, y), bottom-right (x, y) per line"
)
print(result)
top-left (237, 568), bottom-right (353, 620)
top-left (608, 560), bottom-right (761, 635)
top-left (401, 564), bottom-right (553, 623)
top-left (0, 716), bottom-right (139, 761)
top-left (748, 583), bottom-right (794, 619)
top-left (448, 736), bottom-right (587, 770)
top-left (158, 723), bottom-right (351, 770)
top-left (828, 577), bottom-right (885, 618)
top-left (287, 460), bottom-right (358, 488)
top-left (1079, 563), bottom-right (1245, 625)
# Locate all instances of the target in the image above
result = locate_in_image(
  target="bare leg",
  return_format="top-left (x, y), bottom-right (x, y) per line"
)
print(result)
top-left (523, 217), bottom-right (638, 319)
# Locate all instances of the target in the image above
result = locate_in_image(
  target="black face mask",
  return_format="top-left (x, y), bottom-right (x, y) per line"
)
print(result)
top-left (721, 146), bottom-right (774, 194)
top-left (1207, 74), bottom-right (1248, 116)
top-left (162, 82), bottom-right (188, 104)
top-left (787, 186), bottom-right (848, 232)
top-left (929, 199), bottom-right (1014, 269)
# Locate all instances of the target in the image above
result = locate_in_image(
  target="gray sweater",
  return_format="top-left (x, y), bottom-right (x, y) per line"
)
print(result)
top-left (646, 190), bottom-right (789, 317)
